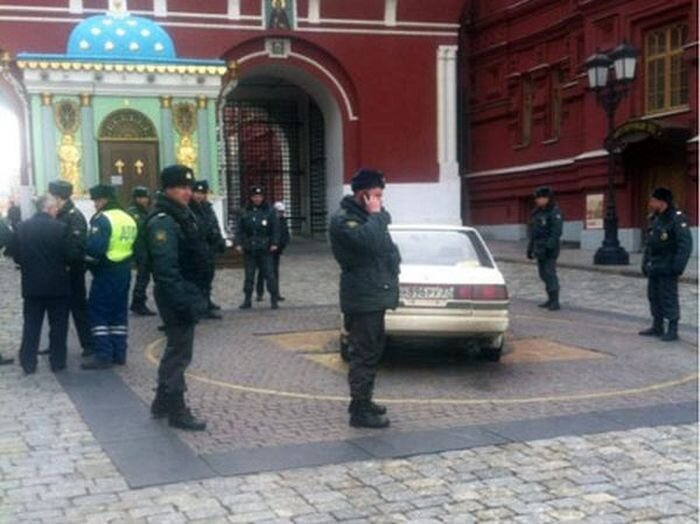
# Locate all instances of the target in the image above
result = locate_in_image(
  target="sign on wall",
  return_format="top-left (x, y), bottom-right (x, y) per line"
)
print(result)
top-left (265, 0), bottom-right (294, 30)
top-left (586, 193), bottom-right (604, 229)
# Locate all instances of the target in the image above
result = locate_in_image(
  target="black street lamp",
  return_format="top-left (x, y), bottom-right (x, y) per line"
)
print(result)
top-left (585, 42), bottom-right (639, 265)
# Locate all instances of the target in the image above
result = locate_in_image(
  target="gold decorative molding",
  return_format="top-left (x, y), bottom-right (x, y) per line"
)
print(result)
top-left (41, 92), bottom-right (53, 106)
top-left (17, 60), bottom-right (228, 76)
top-left (197, 96), bottom-right (208, 110)
top-left (80, 93), bottom-right (92, 107)
top-left (58, 135), bottom-right (81, 194)
top-left (173, 102), bottom-right (196, 136)
top-left (160, 96), bottom-right (172, 109)
top-left (176, 135), bottom-right (197, 171)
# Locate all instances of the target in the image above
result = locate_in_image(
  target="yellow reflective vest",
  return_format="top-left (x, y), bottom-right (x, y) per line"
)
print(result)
top-left (103, 209), bottom-right (137, 263)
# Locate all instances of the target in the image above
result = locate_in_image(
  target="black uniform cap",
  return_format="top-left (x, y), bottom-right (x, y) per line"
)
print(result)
top-left (193, 180), bottom-right (210, 193)
top-left (48, 180), bottom-right (73, 199)
top-left (534, 186), bottom-right (554, 198)
top-left (351, 168), bottom-right (385, 192)
top-left (89, 184), bottom-right (116, 200)
top-left (160, 165), bottom-right (195, 189)
top-left (132, 186), bottom-right (150, 199)
top-left (249, 186), bottom-right (264, 196)
top-left (651, 186), bottom-right (674, 205)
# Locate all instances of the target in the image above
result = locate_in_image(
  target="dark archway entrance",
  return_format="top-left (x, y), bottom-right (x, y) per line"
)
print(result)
top-left (98, 109), bottom-right (160, 204)
top-left (223, 75), bottom-right (328, 237)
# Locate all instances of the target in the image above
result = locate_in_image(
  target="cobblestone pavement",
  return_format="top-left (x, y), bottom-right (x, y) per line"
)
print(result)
top-left (0, 241), bottom-right (698, 522)
top-left (0, 366), bottom-right (697, 523)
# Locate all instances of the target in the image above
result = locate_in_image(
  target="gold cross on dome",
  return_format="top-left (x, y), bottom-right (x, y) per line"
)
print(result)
top-left (114, 159), bottom-right (125, 174)
top-left (134, 159), bottom-right (144, 175)
top-left (108, 0), bottom-right (128, 15)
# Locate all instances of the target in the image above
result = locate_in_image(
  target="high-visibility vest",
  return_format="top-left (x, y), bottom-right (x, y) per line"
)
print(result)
top-left (103, 209), bottom-right (137, 263)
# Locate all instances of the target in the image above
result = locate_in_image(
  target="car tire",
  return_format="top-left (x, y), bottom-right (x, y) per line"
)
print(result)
top-left (480, 336), bottom-right (504, 362)
top-left (340, 335), bottom-right (351, 363)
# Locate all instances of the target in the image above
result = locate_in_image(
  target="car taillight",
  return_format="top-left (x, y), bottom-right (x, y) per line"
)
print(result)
top-left (454, 285), bottom-right (508, 301)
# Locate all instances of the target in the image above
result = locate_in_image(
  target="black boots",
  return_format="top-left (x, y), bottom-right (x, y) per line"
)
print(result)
top-left (239, 294), bottom-right (252, 310)
top-left (548, 291), bottom-right (560, 311)
top-left (167, 392), bottom-right (206, 431)
top-left (271, 297), bottom-right (279, 310)
top-left (80, 355), bottom-right (113, 370)
top-left (537, 297), bottom-right (551, 308)
top-left (349, 400), bottom-right (390, 429)
top-left (131, 303), bottom-right (157, 316)
top-left (209, 301), bottom-right (221, 311)
top-left (151, 386), bottom-right (168, 419)
top-left (661, 320), bottom-right (679, 342)
top-left (639, 318), bottom-right (664, 337)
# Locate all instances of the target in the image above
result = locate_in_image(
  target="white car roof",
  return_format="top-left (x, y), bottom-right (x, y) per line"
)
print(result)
top-left (389, 224), bottom-right (478, 233)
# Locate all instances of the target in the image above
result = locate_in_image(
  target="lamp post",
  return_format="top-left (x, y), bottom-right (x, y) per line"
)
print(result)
top-left (585, 42), bottom-right (639, 265)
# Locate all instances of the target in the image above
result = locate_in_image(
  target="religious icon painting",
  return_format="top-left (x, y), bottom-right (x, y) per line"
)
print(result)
top-left (266, 0), bottom-right (294, 30)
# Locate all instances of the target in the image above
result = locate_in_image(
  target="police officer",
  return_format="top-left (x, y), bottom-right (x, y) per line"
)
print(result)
top-left (235, 186), bottom-right (280, 310)
top-left (6, 195), bottom-right (78, 374)
top-left (81, 185), bottom-right (138, 370)
top-left (256, 201), bottom-right (290, 302)
top-left (190, 180), bottom-right (226, 318)
top-left (48, 180), bottom-right (93, 356)
top-left (329, 169), bottom-right (401, 429)
top-left (146, 165), bottom-right (209, 431)
top-left (527, 186), bottom-right (563, 311)
top-left (128, 186), bottom-right (156, 317)
top-left (639, 187), bottom-right (693, 342)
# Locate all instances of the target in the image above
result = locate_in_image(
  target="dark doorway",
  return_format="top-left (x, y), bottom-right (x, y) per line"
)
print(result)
top-left (223, 76), bottom-right (327, 236)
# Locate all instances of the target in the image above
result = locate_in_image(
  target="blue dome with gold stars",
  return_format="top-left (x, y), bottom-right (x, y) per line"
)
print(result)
top-left (66, 13), bottom-right (176, 62)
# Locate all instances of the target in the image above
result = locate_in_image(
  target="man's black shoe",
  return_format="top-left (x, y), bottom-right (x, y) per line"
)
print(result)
top-left (157, 325), bottom-right (166, 332)
top-left (131, 303), bottom-right (157, 316)
top-left (661, 320), bottom-right (679, 342)
top-left (168, 393), bottom-right (206, 431)
top-left (151, 386), bottom-right (169, 419)
top-left (205, 310), bottom-right (223, 320)
top-left (23, 367), bottom-right (36, 375)
top-left (256, 295), bottom-right (264, 302)
top-left (547, 291), bottom-right (561, 311)
top-left (81, 348), bottom-right (94, 358)
top-left (271, 301), bottom-right (279, 310)
top-left (639, 318), bottom-right (663, 337)
top-left (113, 357), bottom-right (126, 366)
top-left (80, 356), bottom-right (113, 370)
top-left (209, 301), bottom-right (221, 311)
top-left (537, 299), bottom-right (551, 308)
top-left (278, 296), bottom-right (286, 302)
top-left (239, 299), bottom-right (252, 310)
top-left (349, 400), bottom-right (390, 429)
top-left (0, 355), bottom-right (14, 366)
top-left (38, 348), bottom-right (50, 356)
top-left (51, 364), bottom-right (66, 373)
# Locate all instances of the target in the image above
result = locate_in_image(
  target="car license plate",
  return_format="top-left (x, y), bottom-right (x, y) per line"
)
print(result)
top-left (401, 285), bottom-right (453, 306)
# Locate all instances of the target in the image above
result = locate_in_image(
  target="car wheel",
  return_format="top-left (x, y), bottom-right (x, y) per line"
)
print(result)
top-left (340, 334), bottom-right (351, 363)
top-left (480, 335), bottom-right (504, 362)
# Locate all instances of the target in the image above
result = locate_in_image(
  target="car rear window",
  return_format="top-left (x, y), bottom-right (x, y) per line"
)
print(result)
top-left (390, 230), bottom-right (494, 268)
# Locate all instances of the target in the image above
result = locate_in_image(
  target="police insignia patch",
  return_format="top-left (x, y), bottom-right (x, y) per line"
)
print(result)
top-left (91, 226), bottom-right (99, 234)
top-left (346, 220), bottom-right (359, 228)
top-left (155, 230), bottom-right (167, 244)
top-left (661, 232), bottom-right (668, 241)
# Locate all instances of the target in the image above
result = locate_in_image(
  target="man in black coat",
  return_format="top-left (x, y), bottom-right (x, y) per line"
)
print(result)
top-left (146, 165), bottom-right (209, 431)
top-left (128, 186), bottom-right (156, 316)
top-left (639, 187), bottom-right (693, 342)
top-left (49, 180), bottom-right (93, 356)
top-left (6, 195), bottom-right (78, 374)
top-left (0, 219), bottom-right (15, 365)
top-left (190, 180), bottom-right (225, 318)
top-left (256, 201), bottom-right (290, 302)
top-left (329, 169), bottom-right (401, 429)
top-left (235, 186), bottom-right (280, 310)
top-left (527, 186), bottom-right (563, 311)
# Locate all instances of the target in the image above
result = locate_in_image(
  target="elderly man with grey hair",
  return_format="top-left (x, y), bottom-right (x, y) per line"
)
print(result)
top-left (6, 194), bottom-right (80, 374)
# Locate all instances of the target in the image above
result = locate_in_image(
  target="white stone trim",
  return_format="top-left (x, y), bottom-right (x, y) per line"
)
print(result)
top-left (227, 0), bottom-right (241, 20)
top-left (466, 150), bottom-right (609, 178)
top-left (308, 0), bottom-right (320, 24)
top-left (68, 0), bottom-right (82, 14)
top-left (437, 45), bottom-right (459, 181)
top-left (153, 0), bottom-right (167, 18)
top-left (384, 0), bottom-right (397, 27)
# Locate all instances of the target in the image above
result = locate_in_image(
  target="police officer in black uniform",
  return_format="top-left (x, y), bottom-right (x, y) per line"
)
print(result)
top-left (49, 180), bottom-right (93, 356)
top-left (639, 187), bottom-right (693, 342)
top-left (146, 165), bottom-right (209, 431)
top-left (329, 169), bottom-right (401, 429)
top-left (128, 186), bottom-right (156, 316)
top-left (256, 201), bottom-right (290, 302)
top-left (235, 186), bottom-right (280, 310)
top-left (527, 186), bottom-right (563, 311)
top-left (190, 180), bottom-right (226, 318)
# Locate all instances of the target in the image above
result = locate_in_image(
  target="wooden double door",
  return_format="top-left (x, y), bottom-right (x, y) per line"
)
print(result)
top-left (98, 141), bottom-right (159, 205)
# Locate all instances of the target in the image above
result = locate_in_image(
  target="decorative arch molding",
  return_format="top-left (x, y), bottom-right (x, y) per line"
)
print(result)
top-left (98, 108), bottom-right (158, 142)
top-left (221, 36), bottom-right (360, 122)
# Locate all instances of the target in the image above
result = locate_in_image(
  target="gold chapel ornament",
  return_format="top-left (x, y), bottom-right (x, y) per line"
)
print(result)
top-left (54, 99), bottom-right (82, 192)
top-left (173, 102), bottom-right (198, 170)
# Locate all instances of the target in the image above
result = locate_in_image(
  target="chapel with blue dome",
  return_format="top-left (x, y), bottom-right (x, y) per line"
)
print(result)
top-left (14, 0), bottom-right (232, 212)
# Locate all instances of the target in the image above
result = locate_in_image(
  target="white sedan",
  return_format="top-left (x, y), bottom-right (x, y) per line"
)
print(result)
top-left (341, 225), bottom-right (509, 362)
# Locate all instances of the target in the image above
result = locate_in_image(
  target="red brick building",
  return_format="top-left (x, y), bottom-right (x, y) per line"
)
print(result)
top-left (463, 0), bottom-right (698, 253)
